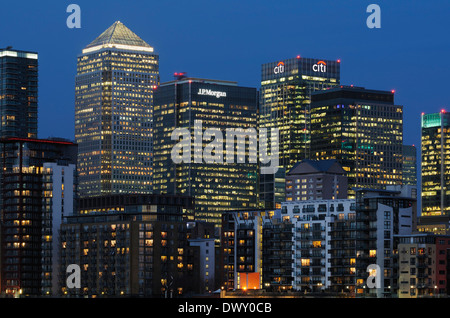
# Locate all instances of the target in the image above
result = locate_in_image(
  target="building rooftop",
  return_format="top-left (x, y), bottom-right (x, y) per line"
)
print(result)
top-left (287, 159), bottom-right (345, 175)
top-left (311, 85), bottom-right (395, 104)
top-left (0, 47), bottom-right (38, 59)
top-left (83, 21), bottom-right (154, 54)
top-left (160, 77), bottom-right (238, 87)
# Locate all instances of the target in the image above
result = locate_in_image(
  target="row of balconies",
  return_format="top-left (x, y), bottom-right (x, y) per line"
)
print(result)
top-left (295, 235), bottom-right (326, 241)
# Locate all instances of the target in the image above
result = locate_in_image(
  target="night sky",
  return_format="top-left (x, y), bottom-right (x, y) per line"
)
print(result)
top-left (1, 0), bottom-right (449, 150)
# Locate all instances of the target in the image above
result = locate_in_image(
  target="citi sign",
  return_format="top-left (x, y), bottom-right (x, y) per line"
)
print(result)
top-left (312, 60), bottom-right (327, 72)
top-left (274, 61), bottom-right (285, 74)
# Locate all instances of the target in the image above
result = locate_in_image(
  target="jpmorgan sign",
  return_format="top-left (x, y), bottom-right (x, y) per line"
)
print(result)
top-left (198, 88), bottom-right (227, 98)
top-left (274, 61), bottom-right (285, 74)
top-left (312, 60), bottom-right (327, 73)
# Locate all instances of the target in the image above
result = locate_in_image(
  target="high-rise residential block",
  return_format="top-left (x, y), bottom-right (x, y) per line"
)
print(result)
top-left (60, 194), bottom-right (197, 298)
top-left (41, 161), bottom-right (77, 296)
top-left (0, 137), bottom-right (77, 296)
top-left (219, 185), bottom-right (416, 297)
top-left (354, 186), bottom-right (416, 298)
top-left (395, 233), bottom-right (450, 298)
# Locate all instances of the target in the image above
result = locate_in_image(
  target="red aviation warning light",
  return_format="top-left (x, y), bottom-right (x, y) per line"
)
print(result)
top-left (174, 72), bottom-right (187, 80)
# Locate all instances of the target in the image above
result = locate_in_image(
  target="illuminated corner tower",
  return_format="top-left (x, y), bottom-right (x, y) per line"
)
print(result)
top-left (419, 111), bottom-right (450, 234)
top-left (75, 21), bottom-right (159, 198)
top-left (259, 56), bottom-right (341, 208)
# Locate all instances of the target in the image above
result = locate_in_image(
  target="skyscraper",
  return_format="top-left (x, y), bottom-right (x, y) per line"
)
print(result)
top-left (0, 48), bottom-right (38, 138)
top-left (259, 56), bottom-right (341, 169)
top-left (259, 56), bottom-right (341, 208)
top-left (310, 85), bottom-right (403, 197)
top-left (75, 21), bottom-right (159, 198)
top-left (419, 111), bottom-right (450, 234)
top-left (152, 76), bottom-right (258, 225)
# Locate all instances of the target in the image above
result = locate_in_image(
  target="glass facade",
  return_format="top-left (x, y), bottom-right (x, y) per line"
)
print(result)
top-left (152, 78), bottom-right (258, 225)
top-left (0, 48), bottom-right (38, 138)
top-left (402, 145), bottom-right (417, 187)
top-left (259, 57), bottom-right (340, 169)
top-left (75, 21), bottom-right (159, 198)
top-left (419, 112), bottom-right (450, 234)
top-left (310, 86), bottom-right (403, 197)
top-left (259, 56), bottom-right (340, 208)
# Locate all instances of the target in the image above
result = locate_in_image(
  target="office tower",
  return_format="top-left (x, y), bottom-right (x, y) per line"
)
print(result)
top-left (310, 85), bottom-right (403, 197)
top-left (285, 159), bottom-right (348, 201)
top-left (60, 194), bottom-right (197, 297)
top-left (41, 161), bottom-right (76, 296)
top-left (419, 111), bottom-right (450, 234)
top-left (152, 76), bottom-right (258, 226)
top-left (0, 137), bottom-right (77, 296)
top-left (259, 56), bottom-right (340, 208)
top-left (402, 145), bottom-right (417, 187)
top-left (0, 48), bottom-right (38, 138)
top-left (75, 21), bottom-right (159, 198)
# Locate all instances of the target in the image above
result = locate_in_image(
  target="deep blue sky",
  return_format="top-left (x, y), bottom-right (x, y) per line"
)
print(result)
top-left (1, 0), bottom-right (449, 149)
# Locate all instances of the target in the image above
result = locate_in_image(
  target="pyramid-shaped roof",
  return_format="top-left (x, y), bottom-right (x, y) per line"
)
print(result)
top-left (83, 21), bottom-right (154, 53)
